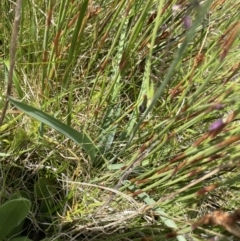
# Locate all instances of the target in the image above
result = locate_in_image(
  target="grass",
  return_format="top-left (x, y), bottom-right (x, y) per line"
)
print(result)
top-left (0, 0), bottom-right (240, 240)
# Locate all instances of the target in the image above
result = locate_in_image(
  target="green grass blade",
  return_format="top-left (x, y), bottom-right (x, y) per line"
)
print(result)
top-left (4, 60), bottom-right (23, 98)
top-left (127, 182), bottom-right (187, 241)
top-left (62, 0), bottom-right (89, 88)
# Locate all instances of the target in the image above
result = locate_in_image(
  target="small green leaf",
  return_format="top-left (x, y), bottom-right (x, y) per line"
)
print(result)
top-left (9, 97), bottom-right (96, 161)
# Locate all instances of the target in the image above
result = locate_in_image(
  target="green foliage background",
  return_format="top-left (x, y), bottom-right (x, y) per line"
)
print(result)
top-left (0, 0), bottom-right (240, 240)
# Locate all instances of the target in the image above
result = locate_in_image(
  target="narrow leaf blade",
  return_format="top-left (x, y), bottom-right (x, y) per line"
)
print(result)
top-left (9, 97), bottom-right (96, 161)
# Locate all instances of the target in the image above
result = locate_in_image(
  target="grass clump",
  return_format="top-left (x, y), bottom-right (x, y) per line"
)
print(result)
top-left (1, 0), bottom-right (240, 240)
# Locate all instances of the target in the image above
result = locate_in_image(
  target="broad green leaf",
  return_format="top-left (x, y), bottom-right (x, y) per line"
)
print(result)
top-left (10, 237), bottom-right (33, 241)
top-left (7, 193), bottom-right (31, 238)
top-left (34, 177), bottom-right (57, 214)
top-left (9, 97), bottom-right (96, 161)
top-left (0, 198), bottom-right (31, 240)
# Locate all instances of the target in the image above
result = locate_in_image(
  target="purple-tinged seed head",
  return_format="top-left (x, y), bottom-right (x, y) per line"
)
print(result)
top-left (213, 103), bottom-right (224, 110)
top-left (161, 24), bottom-right (167, 31)
top-left (183, 16), bottom-right (192, 29)
top-left (209, 119), bottom-right (224, 131)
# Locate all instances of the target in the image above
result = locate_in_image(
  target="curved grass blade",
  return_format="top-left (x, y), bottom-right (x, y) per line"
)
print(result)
top-left (9, 97), bottom-right (96, 161)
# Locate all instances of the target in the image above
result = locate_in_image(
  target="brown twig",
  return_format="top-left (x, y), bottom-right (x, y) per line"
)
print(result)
top-left (0, 0), bottom-right (22, 126)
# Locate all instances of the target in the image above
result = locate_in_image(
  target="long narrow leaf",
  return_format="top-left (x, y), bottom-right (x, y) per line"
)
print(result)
top-left (9, 97), bottom-right (96, 161)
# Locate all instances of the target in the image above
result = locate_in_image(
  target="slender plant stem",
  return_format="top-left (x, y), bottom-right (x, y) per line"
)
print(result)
top-left (0, 0), bottom-right (22, 126)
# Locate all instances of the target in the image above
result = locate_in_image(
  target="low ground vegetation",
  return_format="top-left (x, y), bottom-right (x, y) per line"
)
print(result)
top-left (0, 0), bottom-right (240, 240)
